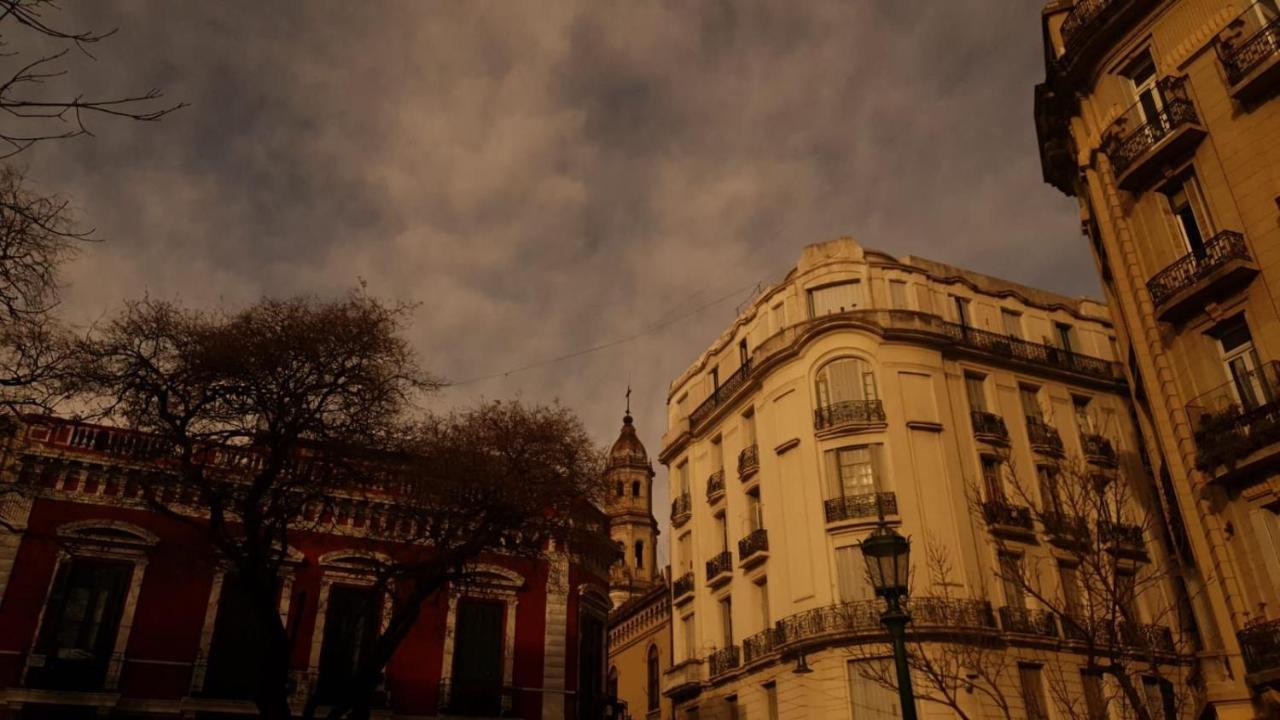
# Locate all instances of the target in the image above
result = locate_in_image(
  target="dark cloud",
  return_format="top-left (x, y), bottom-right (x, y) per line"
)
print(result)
top-left (29, 1), bottom-right (1086, 563)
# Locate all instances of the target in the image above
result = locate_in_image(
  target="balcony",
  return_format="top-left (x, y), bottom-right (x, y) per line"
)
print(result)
top-left (1043, 511), bottom-right (1091, 547)
top-left (1239, 618), bottom-right (1280, 683)
top-left (738, 444), bottom-right (759, 480)
top-left (738, 528), bottom-right (769, 568)
top-left (689, 361), bottom-right (752, 430)
top-left (1081, 433), bottom-right (1118, 467)
top-left (814, 399), bottom-right (886, 433)
top-left (1189, 361), bottom-right (1280, 480)
top-left (824, 492), bottom-right (897, 525)
top-left (1217, 2), bottom-right (1280, 102)
top-left (772, 597), bottom-right (997, 652)
top-left (661, 659), bottom-right (703, 700)
top-left (971, 410), bottom-right (1010, 445)
top-left (1059, 0), bottom-right (1150, 73)
top-left (981, 500), bottom-right (1035, 540)
top-left (1098, 520), bottom-right (1146, 558)
top-left (1026, 418), bottom-right (1064, 456)
top-left (1101, 76), bottom-right (1205, 193)
top-left (1060, 617), bottom-right (1175, 652)
top-left (707, 646), bottom-right (740, 678)
top-left (941, 321), bottom-right (1122, 383)
top-left (999, 607), bottom-right (1059, 638)
top-left (742, 626), bottom-right (784, 664)
top-left (705, 550), bottom-right (733, 587)
top-left (673, 572), bottom-right (695, 604)
top-left (1147, 231), bottom-right (1257, 323)
top-left (706, 470), bottom-right (725, 502)
top-left (671, 493), bottom-right (692, 528)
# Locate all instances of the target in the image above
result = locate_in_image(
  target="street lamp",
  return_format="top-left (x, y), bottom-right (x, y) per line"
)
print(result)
top-left (860, 522), bottom-right (918, 720)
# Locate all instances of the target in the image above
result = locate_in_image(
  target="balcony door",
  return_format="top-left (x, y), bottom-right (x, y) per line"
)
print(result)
top-left (30, 558), bottom-right (132, 691)
top-left (449, 599), bottom-right (504, 715)
top-left (1126, 53), bottom-right (1162, 127)
top-left (1167, 174), bottom-right (1211, 258)
top-left (1217, 317), bottom-right (1271, 411)
top-left (316, 585), bottom-right (381, 704)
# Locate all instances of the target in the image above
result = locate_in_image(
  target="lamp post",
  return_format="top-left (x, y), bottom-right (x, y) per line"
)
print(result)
top-left (860, 521), bottom-right (917, 720)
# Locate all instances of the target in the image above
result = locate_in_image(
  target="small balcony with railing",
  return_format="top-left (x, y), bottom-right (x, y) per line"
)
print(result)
top-left (971, 410), bottom-right (1010, 445)
top-left (742, 626), bottom-right (784, 665)
top-left (1217, 1), bottom-right (1280, 102)
top-left (1058, 0), bottom-right (1149, 71)
top-left (1239, 617), bottom-right (1280, 685)
top-left (705, 550), bottom-right (733, 588)
top-left (673, 571), bottom-right (696, 605)
top-left (738, 444), bottom-right (760, 481)
top-left (823, 492), bottom-right (898, 528)
top-left (1147, 231), bottom-right (1257, 323)
top-left (1189, 361), bottom-right (1280, 481)
top-left (814, 399), bottom-right (887, 435)
top-left (1101, 76), bottom-right (1205, 193)
top-left (1026, 418), bottom-right (1065, 456)
top-left (1081, 432), bottom-right (1118, 467)
top-left (671, 493), bottom-right (692, 528)
top-left (1098, 519), bottom-right (1147, 559)
top-left (981, 500), bottom-right (1036, 541)
top-left (999, 607), bottom-right (1060, 639)
top-left (689, 361), bottom-right (752, 431)
top-left (1042, 511), bottom-right (1091, 548)
top-left (707, 646), bottom-right (741, 679)
top-left (737, 528), bottom-right (769, 568)
top-left (706, 470), bottom-right (725, 503)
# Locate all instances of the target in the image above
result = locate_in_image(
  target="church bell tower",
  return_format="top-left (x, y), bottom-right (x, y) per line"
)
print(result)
top-left (605, 393), bottom-right (659, 607)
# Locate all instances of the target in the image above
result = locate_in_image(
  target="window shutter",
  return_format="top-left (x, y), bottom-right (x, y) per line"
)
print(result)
top-left (823, 449), bottom-right (841, 499)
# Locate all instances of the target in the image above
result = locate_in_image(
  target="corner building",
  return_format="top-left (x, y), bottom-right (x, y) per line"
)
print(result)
top-left (1035, 0), bottom-right (1280, 714)
top-left (658, 239), bottom-right (1191, 719)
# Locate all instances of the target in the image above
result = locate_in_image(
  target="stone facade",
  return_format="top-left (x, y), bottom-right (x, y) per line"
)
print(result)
top-left (1035, 1), bottom-right (1280, 716)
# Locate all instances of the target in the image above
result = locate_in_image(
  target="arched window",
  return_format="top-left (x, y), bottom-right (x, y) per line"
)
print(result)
top-left (646, 645), bottom-right (660, 711)
top-left (633, 541), bottom-right (644, 569)
top-left (631, 480), bottom-right (641, 497)
top-left (815, 357), bottom-right (878, 409)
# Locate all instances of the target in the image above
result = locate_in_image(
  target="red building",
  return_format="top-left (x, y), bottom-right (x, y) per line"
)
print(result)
top-left (0, 416), bottom-right (613, 719)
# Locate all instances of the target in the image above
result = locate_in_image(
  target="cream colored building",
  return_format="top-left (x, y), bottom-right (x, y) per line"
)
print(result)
top-left (657, 238), bottom-right (1193, 719)
top-left (609, 581), bottom-right (673, 720)
top-left (1034, 1), bottom-right (1280, 716)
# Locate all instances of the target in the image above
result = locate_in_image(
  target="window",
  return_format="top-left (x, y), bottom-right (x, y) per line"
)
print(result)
top-left (1001, 309), bottom-right (1023, 339)
top-left (726, 696), bottom-right (740, 720)
top-left (1059, 562), bottom-right (1082, 617)
top-left (847, 659), bottom-right (903, 719)
top-left (646, 646), bottom-right (660, 711)
top-left (757, 578), bottom-right (771, 627)
top-left (823, 445), bottom-right (883, 499)
top-left (317, 585), bottom-right (381, 703)
top-left (681, 614), bottom-right (697, 660)
top-left (815, 357), bottom-right (878, 409)
top-left (965, 372), bottom-right (988, 412)
top-left (1019, 664), bottom-right (1049, 720)
top-left (449, 599), bottom-right (505, 715)
top-left (1117, 570), bottom-right (1139, 621)
top-left (1166, 173), bottom-right (1211, 257)
top-left (999, 553), bottom-right (1025, 609)
top-left (204, 574), bottom-right (271, 698)
top-left (953, 296), bottom-right (971, 326)
top-left (1055, 322), bottom-right (1076, 353)
top-left (1037, 465), bottom-right (1061, 514)
top-left (1124, 51), bottom-right (1160, 125)
top-left (715, 512), bottom-right (729, 553)
top-left (746, 489), bottom-right (763, 532)
top-left (1020, 385), bottom-right (1043, 421)
top-left (1082, 670), bottom-right (1107, 720)
top-left (712, 436), bottom-right (724, 472)
top-left (835, 546), bottom-right (871, 602)
top-left (578, 611), bottom-right (606, 720)
top-left (677, 462), bottom-right (690, 496)
top-left (709, 366), bottom-right (720, 392)
top-left (770, 303), bottom-right (785, 333)
top-left (30, 558), bottom-right (132, 691)
top-left (634, 541), bottom-right (645, 569)
top-left (1143, 676), bottom-right (1176, 720)
top-left (1074, 396), bottom-right (1094, 433)
top-left (809, 281), bottom-right (862, 316)
top-left (719, 597), bottom-right (733, 647)
top-left (678, 533), bottom-right (693, 572)
top-left (608, 665), bottom-right (618, 698)
top-left (739, 338), bottom-right (749, 367)
top-left (1213, 315), bottom-right (1273, 411)
top-left (632, 480), bottom-right (641, 497)
top-left (615, 482), bottom-right (624, 497)
top-left (765, 682), bottom-right (780, 720)
top-left (981, 456), bottom-right (1005, 502)
top-left (889, 280), bottom-right (909, 310)
top-left (743, 411), bottom-right (757, 446)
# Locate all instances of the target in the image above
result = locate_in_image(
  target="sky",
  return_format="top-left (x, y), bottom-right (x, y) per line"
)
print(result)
top-left (24, 1), bottom-right (1091, 564)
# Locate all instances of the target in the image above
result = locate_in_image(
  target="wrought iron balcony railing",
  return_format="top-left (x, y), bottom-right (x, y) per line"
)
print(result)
top-left (706, 470), bottom-right (725, 499)
top-left (1189, 361), bottom-right (1280, 474)
top-left (738, 528), bottom-right (768, 563)
top-left (824, 492), bottom-right (897, 524)
top-left (1098, 519), bottom-right (1145, 550)
top-left (673, 571), bottom-right (695, 600)
top-left (982, 500), bottom-right (1034, 531)
top-left (707, 646), bottom-right (741, 678)
top-left (1147, 231), bottom-right (1252, 308)
top-left (671, 493), bottom-right (692, 526)
top-left (774, 597), bottom-right (998, 649)
top-left (941, 321), bottom-right (1120, 380)
top-left (814, 399), bottom-right (886, 431)
top-left (1239, 617), bottom-right (1280, 675)
top-left (738, 444), bottom-right (759, 478)
top-left (999, 607), bottom-right (1059, 637)
top-left (1061, 0), bottom-right (1122, 54)
top-left (1102, 76), bottom-right (1200, 178)
top-left (1217, 2), bottom-right (1280, 86)
top-left (1043, 511), bottom-right (1091, 545)
top-left (689, 361), bottom-right (752, 428)
top-left (1081, 432), bottom-right (1118, 466)
top-left (1026, 418), bottom-right (1064, 455)
top-left (705, 550), bottom-right (733, 583)
top-left (1058, 617), bottom-right (1175, 651)
top-left (742, 626), bottom-right (784, 664)
top-left (970, 410), bottom-right (1010, 442)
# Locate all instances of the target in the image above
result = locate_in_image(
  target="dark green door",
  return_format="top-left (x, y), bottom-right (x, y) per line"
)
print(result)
top-left (449, 599), bottom-right (504, 715)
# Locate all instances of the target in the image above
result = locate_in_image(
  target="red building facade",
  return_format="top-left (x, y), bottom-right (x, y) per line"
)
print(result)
top-left (0, 417), bottom-right (613, 719)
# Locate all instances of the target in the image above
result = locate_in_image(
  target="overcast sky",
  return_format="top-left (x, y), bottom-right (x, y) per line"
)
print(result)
top-left (29, 1), bottom-right (1090, 563)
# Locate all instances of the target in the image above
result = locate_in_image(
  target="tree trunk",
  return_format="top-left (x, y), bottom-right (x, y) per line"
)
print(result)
top-left (1109, 666), bottom-right (1153, 720)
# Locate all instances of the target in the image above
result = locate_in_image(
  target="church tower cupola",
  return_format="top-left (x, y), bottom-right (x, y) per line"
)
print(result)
top-left (605, 392), bottom-right (659, 607)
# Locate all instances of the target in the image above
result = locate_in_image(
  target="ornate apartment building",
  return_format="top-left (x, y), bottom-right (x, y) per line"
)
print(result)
top-left (1034, 0), bottom-right (1280, 715)
top-left (656, 238), bottom-right (1194, 719)
top-left (0, 415), bottom-right (613, 719)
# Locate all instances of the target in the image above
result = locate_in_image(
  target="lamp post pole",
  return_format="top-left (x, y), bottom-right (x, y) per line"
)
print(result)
top-left (880, 593), bottom-right (917, 720)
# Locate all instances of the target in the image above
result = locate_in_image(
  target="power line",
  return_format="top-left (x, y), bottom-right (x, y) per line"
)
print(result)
top-left (450, 279), bottom-right (763, 386)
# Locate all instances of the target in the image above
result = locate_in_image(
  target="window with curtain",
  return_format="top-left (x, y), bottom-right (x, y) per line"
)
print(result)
top-left (1020, 385), bottom-right (1044, 421)
top-left (823, 445), bottom-right (883, 500)
top-left (1001, 309), bottom-right (1023, 338)
top-left (981, 456), bottom-right (1005, 502)
top-left (847, 659), bottom-right (903, 719)
top-left (965, 373), bottom-right (988, 412)
top-left (815, 357), bottom-right (878, 409)
top-left (835, 546), bottom-right (871, 602)
top-left (808, 281), bottom-right (862, 317)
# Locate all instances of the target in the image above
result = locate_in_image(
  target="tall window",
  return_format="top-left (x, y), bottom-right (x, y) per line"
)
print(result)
top-left (765, 682), bottom-right (780, 720)
top-left (1001, 309), bottom-right (1023, 338)
top-left (632, 480), bottom-right (641, 497)
top-left (1214, 315), bottom-right (1272, 411)
top-left (678, 533), bottom-right (693, 572)
top-left (823, 445), bottom-right (883, 500)
top-left (317, 585), bottom-right (381, 703)
top-left (1082, 670), bottom-right (1107, 720)
top-left (981, 456), bottom-right (1005, 502)
top-left (965, 372), bottom-right (988, 412)
top-left (1037, 465), bottom-right (1062, 514)
top-left (847, 659), bottom-right (904, 719)
top-left (888, 280), bottom-right (909, 310)
top-left (1143, 676), bottom-right (1176, 720)
top-left (1073, 395), bottom-right (1094, 433)
top-left (1019, 664), bottom-right (1050, 720)
top-left (953, 296), bottom-right (971, 326)
top-left (715, 512), bottom-right (728, 554)
top-left (1059, 562), bottom-right (1082, 617)
top-left (1124, 52), bottom-right (1161, 125)
top-left (712, 436), bottom-right (724, 472)
top-left (1117, 570), bottom-right (1139, 621)
top-left (719, 597), bottom-right (733, 647)
top-left (835, 546), bottom-right (871, 602)
top-left (1055, 322), bottom-right (1076, 353)
top-left (681, 614), bottom-right (696, 660)
top-left (449, 599), bottom-right (505, 715)
top-left (1166, 173), bottom-right (1211, 257)
top-left (999, 553), bottom-right (1025, 609)
top-left (743, 411), bottom-right (757, 446)
top-left (30, 558), bottom-right (132, 691)
top-left (204, 574), bottom-right (271, 699)
top-left (578, 611), bottom-right (606, 720)
top-left (815, 357), bottom-right (878, 409)
top-left (770, 303), bottom-right (786, 333)
top-left (756, 579), bottom-right (771, 627)
top-left (725, 696), bottom-right (740, 720)
top-left (634, 541), bottom-right (645, 569)
top-left (808, 281), bottom-right (862, 316)
top-left (746, 489), bottom-right (763, 532)
top-left (646, 645), bottom-right (660, 711)
top-left (1020, 385), bottom-right (1044, 421)
top-left (677, 461), bottom-right (690, 496)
